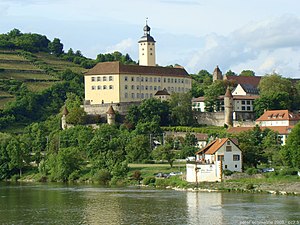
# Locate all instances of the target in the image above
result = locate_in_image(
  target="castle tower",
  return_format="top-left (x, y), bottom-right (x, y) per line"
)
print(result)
top-left (138, 20), bottom-right (156, 66)
top-left (224, 87), bottom-right (233, 127)
top-left (61, 106), bottom-right (69, 130)
top-left (106, 105), bottom-right (116, 125)
top-left (213, 65), bottom-right (223, 82)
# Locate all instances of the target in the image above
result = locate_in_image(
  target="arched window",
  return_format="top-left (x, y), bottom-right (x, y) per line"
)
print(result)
top-left (103, 85), bottom-right (107, 90)
top-left (109, 76), bottom-right (113, 81)
top-left (109, 85), bottom-right (113, 89)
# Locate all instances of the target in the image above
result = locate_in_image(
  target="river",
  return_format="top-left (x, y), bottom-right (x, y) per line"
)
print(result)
top-left (0, 183), bottom-right (299, 225)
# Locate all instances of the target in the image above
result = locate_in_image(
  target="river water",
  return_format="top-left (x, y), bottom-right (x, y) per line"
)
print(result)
top-left (0, 183), bottom-right (299, 225)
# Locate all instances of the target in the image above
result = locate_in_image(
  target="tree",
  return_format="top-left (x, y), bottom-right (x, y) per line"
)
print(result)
top-left (282, 123), bottom-right (300, 169)
top-left (225, 70), bottom-right (237, 76)
top-left (125, 135), bottom-right (151, 163)
top-left (48, 38), bottom-right (63, 56)
top-left (152, 144), bottom-right (175, 167)
top-left (254, 73), bottom-right (293, 117)
top-left (66, 107), bottom-right (87, 125)
top-left (169, 92), bottom-right (194, 126)
top-left (204, 80), bottom-right (226, 112)
top-left (239, 70), bottom-right (255, 76)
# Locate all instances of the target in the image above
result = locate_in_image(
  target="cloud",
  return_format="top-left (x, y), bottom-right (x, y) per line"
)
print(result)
top-left (185, 15), bottom-right (300, 77)
top-left (105, 38), bottom-right (135, 54)
top-left (160, 0), bottom-right (201, 5)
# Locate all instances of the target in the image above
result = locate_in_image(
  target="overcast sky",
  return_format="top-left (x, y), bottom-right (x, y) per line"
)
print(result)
top-left (0, 0), bottom-right (300, 77)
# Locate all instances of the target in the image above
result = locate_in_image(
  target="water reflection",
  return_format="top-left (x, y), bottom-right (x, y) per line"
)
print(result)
top-left (0, 183), bottom-right (299, 225)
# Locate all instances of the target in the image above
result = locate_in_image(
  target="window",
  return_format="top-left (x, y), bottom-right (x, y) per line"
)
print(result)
top-left (109, 76), bottom-right (113, 81)
top-left (125, 93), bottom-right (128, 98)
top-left (131, 93), bottom-right (135, 99)
top-left (149, 77), bottom-right (152, 82)
top-left (141, 85), bottom-right (144, 90)
top-left (137, 85), bottom-right (140, 90)
top-left (109, 85), bottom-right (113, 89)
top-left (145, 86), bottom-right (148, 90)
top-left (181, 87), bottom-right (184, 92)
top-left (171, 78), bottom-right (174, 83)
top-left (233, 155), bottom-right (240, 161)
top-left (141, 93), bottom-right (144, 99)
top-left (168, 78), bottom-right (170, 83)
top-left (158, 78), bottom-right (161, 82)
top-left (103, 85), bottom-right (107, 90)
top-left (227, 141), bottom-right (231, 145)
top-left (124, 76), bottom-right (128, 81)
top-left (136, 77), bottom-right (140, 82)
top-left (247, 106), bottom-right (251, 111)
top-left (103, 76), bottom-right (107, 81)
top-left (141, 77), bottom-right (144, 82)
top-left (164, 78), bottom-right (166, 83)
top-left (137, 93), bottom-right (140, 98)
top-left (242, 106), bottom-right (246, 111)
top-left (91, 77), bottom-right (95, 82)
top-left (154, 78), bottom-right (157, 82)
top-left (181, 79), bottom-right (184, 83)
top-left (241, 100), bottom-right (245, 105)
top-left (131, 77), bottom-right (134, 82)
top-left (158, 86), bottom-right (161, 90)
top-left (97, 77), bottom-right (101, 81)
top-left (175, 79), bottom-right (177, 83)
top-left (217, 155), bottom-right (224, 161)
top-left (226, 146), bottom-right (232, 152)
top-left (131, 85), bottom-right (135, 90)
top-left (150, 48), bottom-right (152, 50)
top-left (91, 86), bottom-right (96, 90)
top-left (150, 93), bottom-right (153, 98)
top-left (145, 77), bottom-right (148, 82)
top-left (125, 85), bottom-right (128, 90)
top-left (97, 85), bottom-right (101, 90)
top-left (154, 86), bottom-right (157, 90)
top-left (145, 93), bottom-right (149, 98)
top-left (149, 86), bottom-right (153, 90)
top-left (247, 100), bottom-right (251, 105)
top-left (225, 165), bottom-right (228, 169)
top-left (150, 53), bottom-right (152, 55)
top-left (235, 165), bottom-right (238, 168)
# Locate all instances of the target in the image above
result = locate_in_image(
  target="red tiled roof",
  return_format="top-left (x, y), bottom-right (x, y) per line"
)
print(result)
top-left (225, 75), bottom-right (262, 87)
top-left (196, 138), bottom-right (239, 155)
top-left (227, 125), bottom-right (294, 135)
top-left (256, 110), bottom-right (300, 121)
top-left (85, 61), bottom-right (190, 78)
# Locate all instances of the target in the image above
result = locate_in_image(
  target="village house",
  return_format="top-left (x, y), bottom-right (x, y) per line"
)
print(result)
top-left (228, 110), bottom-right (300, 145)
top-left (186, 138), bottom-right (242, 183)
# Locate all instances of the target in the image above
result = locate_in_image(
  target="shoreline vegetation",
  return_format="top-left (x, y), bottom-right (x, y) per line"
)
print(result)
top-left (6, 163), bottom-right (300, 196)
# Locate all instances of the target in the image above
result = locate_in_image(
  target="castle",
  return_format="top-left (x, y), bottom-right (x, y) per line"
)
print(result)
top-left (83, 22), bottom-right (192, 116)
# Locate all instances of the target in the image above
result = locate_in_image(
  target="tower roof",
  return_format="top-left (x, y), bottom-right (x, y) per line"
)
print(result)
top-left (225, 87), bottom-right (233, 97)
top-left (62, 106), bottom-right (69, 115)
top-left (106, 105), bottom-right (115, 114)
top-left (139, 22), bottom-right (155, 43)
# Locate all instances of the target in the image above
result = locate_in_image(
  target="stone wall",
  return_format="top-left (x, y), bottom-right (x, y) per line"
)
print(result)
top-left (83, 102), bottom-right (141, 116)
top-left (194, 112), bottom-right (225, 126)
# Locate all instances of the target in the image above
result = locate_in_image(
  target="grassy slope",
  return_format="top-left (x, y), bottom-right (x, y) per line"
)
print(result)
top-left (0, 50), bottom-right (85, 109)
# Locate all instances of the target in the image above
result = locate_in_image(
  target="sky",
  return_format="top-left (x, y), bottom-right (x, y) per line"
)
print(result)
top-left (0, 0), bottom-right (300, 77)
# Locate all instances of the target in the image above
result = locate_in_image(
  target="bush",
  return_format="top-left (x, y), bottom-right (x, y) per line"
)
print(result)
top-left (246, 168), bottom-right (259, 175)
top-left (246, 183), bottom-right (255, 190)
top-left (279, 168), bottom-right (298, 176)
top-left (223, 169), bottom-right (233, 176)
top-left (69, 170), bottom-right (80, 181)
top-left (93, 169), bottom-right (112, 185)
top-left (142, 176), bottom-right (156, 185)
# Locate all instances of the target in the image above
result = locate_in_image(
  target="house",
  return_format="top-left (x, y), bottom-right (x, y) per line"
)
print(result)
top-left (256, 110), bottom-right (300, 127)
top-left (228, 110), bottom-right (300, 145)
top-left (154, 88), bottom-right (170, 101)
top-left (83, 22), bottom-right (192, 115)
top-left (186, 138), bottom-right (242, 182)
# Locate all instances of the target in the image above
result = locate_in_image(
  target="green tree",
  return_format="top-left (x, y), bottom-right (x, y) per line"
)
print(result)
top-left (152, 144), bottom-right (175, 167)
top-left (125, 135), bottom-right (151, 163)
top-left (225, 70), bottom-right (237, 76)
top-left (48, 38), bottom-right (63, 56)
top-left (169, 92), bottom-right (194, 126)
top-left (239, 70), bottom-right (255, 76)
top-left (282, 123), bottom-right (300, 169)
top-left (204, 80), bottom-right (226, 112)
top-left (66, 107), bottom-right (87, 125)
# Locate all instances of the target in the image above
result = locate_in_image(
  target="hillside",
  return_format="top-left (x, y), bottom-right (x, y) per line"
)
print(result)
top-left (0, 50), bottom-right (86, 109)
